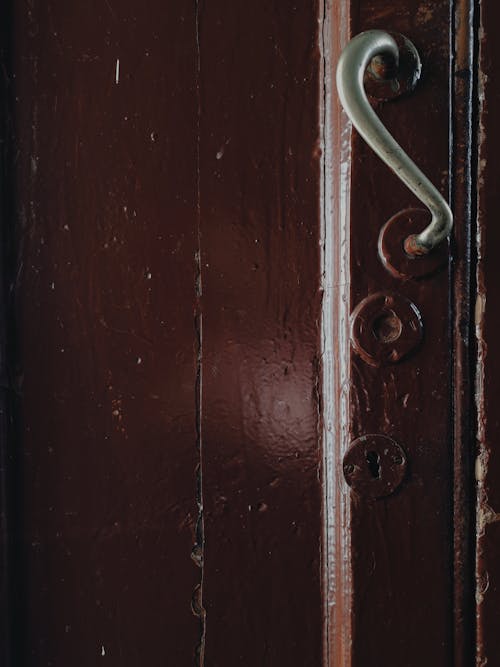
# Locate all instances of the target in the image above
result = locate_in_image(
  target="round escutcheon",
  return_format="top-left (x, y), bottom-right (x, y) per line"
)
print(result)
top-left (378, 208), bottom-right (449, 279)
top-left (343, 434), bottom-right (408, 499)
top-left (351, 292), bottom-right (422, 366)
top-left (364, 32), bottom-right (421, 102)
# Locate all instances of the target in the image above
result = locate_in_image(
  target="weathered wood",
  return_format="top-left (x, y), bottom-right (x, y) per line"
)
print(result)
top-left (475, 1), bottom-right (500, 663)
top-left (325, 2), bottom-right (463, 664)
top-left (6, 2), bottom-right (201, 663)
top-left (0, 2), bottom-right (325, 665)
top-left (199, 2), bottom-right (323, 664)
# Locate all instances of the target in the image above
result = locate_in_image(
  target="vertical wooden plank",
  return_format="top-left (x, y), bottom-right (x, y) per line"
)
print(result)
top-left (198, 2), bottom-right (323, 664)
top-left (321, 1), bottom-right (352, 665)
top-left (340, 2), bottom-right (455, 664)
top-left (7, 2), bottom-right (201, 664)
top-left (325, 1), bottom-right (478, 664)
top-left (475, 2), bottom-right (500, 664)
top-left (0, 5), bottom-right (13, 664)
top-left (451, 1), bottom-right (476, 665)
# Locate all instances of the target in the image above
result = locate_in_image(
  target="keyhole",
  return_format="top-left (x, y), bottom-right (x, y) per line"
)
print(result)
top-left (366, 451), bottom-right (381, 479)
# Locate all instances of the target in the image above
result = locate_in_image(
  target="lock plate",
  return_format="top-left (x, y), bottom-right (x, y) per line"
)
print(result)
top-left (343, 434), bottom-right (408, 499)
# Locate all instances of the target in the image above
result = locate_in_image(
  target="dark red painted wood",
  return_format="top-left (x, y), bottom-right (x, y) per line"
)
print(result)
top-left (199, 2), bottom-right (323, 664)
top-left (0, 0), bottom-right (483, 664)
top-left (0, 8), bottom-right (13, 664)
top-left (6, 2), bottom-right (202, 664)
top-left (1, 1), bottom-right (325, 665)
top-left (475, 2), bottom-right (500, 663)
top-left (322, 4), bottom-right (352, 663)
top-left (323, 2), bottom-right (477, 664)
top-left (451, 2), bottom-right (476, 665)
top-left (344, 3), bottom-right (455, 665)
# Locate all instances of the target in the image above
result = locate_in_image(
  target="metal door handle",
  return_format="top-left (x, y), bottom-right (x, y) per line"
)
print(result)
top-left (336, 30), bottom-right (452, 255)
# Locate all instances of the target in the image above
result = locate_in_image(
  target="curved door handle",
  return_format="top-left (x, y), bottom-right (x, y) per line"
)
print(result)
top-left (336, 30), bottom-right (452, 255)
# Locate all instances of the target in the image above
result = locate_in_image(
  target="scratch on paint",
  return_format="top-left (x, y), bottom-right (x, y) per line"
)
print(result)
top-left (192, 1), bottom-right (206, 665)
top-left (475, 17), bottom-right (490, 652)
top-left (115, 59), bottom-right (120, 84)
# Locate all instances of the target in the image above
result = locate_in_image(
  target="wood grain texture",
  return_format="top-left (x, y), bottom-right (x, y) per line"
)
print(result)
top-left (451, 1), bottom-right (476, 665)
top-left (475, 1), bottom-right (500, 664)
top-left (198, 2), bottom-right (323, 664)
top-left (0, 2), bottom-right (324, 665)
top-left (343, 2), bottom-right (455, 665)
top-left (7, 1), bottom-right (202, 664)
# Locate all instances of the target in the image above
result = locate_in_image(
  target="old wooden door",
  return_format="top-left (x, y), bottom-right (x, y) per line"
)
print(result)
top-left (0, 1), bottom-right (493, 665)
top-left (0, 2), bottom-right (324, 665)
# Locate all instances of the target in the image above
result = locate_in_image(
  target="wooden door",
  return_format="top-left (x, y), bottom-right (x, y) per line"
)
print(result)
top-left (325, 2), bottom-right (475, 666)
top-left (0, 1), bottom-right (492, 666)
top-left (0, 2), bottom-right (323, 665)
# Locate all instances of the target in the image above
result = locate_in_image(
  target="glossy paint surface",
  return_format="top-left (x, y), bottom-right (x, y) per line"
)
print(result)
top-left (335, 2), bottom-right (457, 665)
top-left (1, 1), bottom-right (323, 665)
top-left (323, 1), bottom-right (477, 659)
top-left (0, 1), bottom-right (485, 664)
top-left (199, 2), bottom-right (323, 664)
top-left (8, 2), bottom-right (202, 664)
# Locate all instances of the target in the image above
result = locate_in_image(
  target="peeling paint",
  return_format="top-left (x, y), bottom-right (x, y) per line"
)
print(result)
top-left (474, 1), bottom-right (500, 663)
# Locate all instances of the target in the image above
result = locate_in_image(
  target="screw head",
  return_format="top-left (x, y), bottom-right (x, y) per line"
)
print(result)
top-left (364, 32), bottom-right (422, 102)
top-left (350, 292), bottom-right (423, 367)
